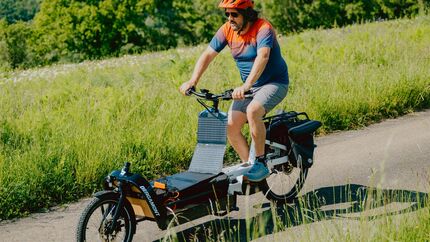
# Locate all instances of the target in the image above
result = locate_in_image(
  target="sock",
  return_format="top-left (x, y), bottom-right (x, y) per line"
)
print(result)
top-left (255, 155), bottom-right (266, 164)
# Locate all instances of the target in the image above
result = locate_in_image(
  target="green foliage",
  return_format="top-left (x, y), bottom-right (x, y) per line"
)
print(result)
top-left (0, 19), bottom-right (9, 70)
top-left (30, 0), bottom-right (223, 61)
top-left (173, 0), bottom-right (224, 45)
top-left (0, 20), bottom-right (32, 69)
top-left (0, 0), bottom-right (40, 24)
top-left (260, 0), bottom-right (430, 34)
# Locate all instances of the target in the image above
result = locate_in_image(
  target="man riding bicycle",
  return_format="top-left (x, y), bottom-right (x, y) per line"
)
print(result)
top-left (180, 0), bottom-right (289, 182)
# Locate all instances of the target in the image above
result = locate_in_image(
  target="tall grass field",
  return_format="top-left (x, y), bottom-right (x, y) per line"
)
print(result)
top-left (0, 15), bottom-right (429, 221)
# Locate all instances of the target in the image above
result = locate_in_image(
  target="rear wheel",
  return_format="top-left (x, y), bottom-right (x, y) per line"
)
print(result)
top-left (260, 161), bottom-right (308, 203)
top-left (76, 194), bottom-right (135, 242)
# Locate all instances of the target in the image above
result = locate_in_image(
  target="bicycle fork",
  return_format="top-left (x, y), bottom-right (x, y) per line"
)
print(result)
top-left (106, 182), bottom-right (126, 235)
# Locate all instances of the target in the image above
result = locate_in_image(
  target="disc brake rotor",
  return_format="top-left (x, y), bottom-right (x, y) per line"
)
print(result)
top-left (99, 219), bottom-right (122, 242)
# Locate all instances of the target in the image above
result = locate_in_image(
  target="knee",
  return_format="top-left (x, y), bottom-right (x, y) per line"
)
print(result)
top-left (246, 103), bottom-right (264, 122)
top-left (227, 118), bottom-right (242, 136)
top-left (228, 111), bottom-right (247, 135)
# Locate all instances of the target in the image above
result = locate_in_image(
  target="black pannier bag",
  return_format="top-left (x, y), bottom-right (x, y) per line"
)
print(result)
top-left (266, 111), bottom-right (321, 168)
top-left (153, 171), bottom-right (235, 225)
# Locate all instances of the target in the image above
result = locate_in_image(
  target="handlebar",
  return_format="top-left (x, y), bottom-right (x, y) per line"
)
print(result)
top-left (186, 87), bottom-right (253, 101)
top-left (185, 87), bottom-right (253, 114)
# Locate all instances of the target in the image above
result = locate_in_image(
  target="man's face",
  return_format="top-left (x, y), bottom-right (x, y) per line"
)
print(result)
top-left (225, 9), bottom-right (243, 32)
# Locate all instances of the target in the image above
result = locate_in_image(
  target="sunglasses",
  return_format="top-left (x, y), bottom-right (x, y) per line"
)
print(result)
top-left (225, 12), bottom-right (240, 18)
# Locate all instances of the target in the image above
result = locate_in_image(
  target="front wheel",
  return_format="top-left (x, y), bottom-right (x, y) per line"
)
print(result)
top-left (76, 193), bottom-right (136, 242)
top-left (260, 163), bottom-right (308, 203)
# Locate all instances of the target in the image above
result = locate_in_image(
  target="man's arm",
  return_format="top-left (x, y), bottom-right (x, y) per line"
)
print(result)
top-left (179, 46), bottom-right (219, 95)
top-left (232, 47), bottom-right (271, 99)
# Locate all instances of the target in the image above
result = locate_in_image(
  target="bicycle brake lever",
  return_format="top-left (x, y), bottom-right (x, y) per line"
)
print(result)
top-left (222, 89), bottom-right (233, 99)
top-left (244, 89), bottom-right (254, 98)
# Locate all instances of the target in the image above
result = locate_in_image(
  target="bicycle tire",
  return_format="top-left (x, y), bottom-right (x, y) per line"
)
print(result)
top-left (76, 193), bottom-right (136, 242)
top-left (260, 164), bottom-right (308, 203)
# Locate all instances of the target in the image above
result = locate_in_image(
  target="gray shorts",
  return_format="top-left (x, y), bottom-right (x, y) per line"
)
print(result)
top-left (230, 82), bottom-right (288, 114)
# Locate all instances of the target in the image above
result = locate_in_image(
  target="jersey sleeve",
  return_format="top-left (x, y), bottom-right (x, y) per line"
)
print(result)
top-left (256, 25), bottom-right (275, 49)
top-left (209, 25), bottom-right (228, 53)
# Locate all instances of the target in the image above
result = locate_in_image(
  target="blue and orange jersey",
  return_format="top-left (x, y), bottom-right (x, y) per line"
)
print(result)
top-left (209, 18), bottom-right (289, 87)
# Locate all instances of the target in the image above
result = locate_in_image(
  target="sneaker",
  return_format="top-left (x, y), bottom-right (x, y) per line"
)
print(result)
top-left (244, 161), bottom-right (270, 182)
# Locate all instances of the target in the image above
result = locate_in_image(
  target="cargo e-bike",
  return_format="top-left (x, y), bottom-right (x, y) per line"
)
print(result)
top-left (76, 87), bottom-right (321, 242)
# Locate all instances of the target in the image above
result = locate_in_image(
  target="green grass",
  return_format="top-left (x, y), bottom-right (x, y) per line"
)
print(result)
top-left (0, 15), bottom-right (429, 219)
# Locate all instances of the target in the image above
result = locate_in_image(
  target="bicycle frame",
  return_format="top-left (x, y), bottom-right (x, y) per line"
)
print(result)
top-left (81, 88), bottom-right (321, 237)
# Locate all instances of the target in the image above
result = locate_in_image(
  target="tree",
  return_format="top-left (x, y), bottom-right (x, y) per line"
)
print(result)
top-left (173, 0), bottom-right (224, 45)
top-left (32, 0), bottom-right (190, 59)
top-left (0, 0), bottom-right (40, 23)
top-left (0, 20), bottom-right (32, 69)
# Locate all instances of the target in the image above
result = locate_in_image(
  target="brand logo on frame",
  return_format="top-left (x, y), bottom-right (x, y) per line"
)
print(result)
top-left (139, 186), bottom-right (160, 216)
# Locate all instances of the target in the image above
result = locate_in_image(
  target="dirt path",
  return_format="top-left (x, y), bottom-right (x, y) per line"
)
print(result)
top-left (1, 110), bottom-right (429, 242)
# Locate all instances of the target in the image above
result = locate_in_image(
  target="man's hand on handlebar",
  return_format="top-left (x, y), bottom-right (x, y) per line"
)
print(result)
top-left (183, 87), bottom-right (253, 100)
top-left (179, 81), bottom-right (196, 96)
top-left (232, 84), bottom-right (251, 100)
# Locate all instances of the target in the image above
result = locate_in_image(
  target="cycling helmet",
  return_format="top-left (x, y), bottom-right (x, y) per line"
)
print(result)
top-left (218, 0), bottom-right (254, 9)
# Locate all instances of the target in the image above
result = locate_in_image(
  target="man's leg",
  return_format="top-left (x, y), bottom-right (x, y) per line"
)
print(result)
top-left (246, 101), bottom-right (266, 157)
top-left (227, 110), bottom-right (249, 162)
top-left (242, 100), bottom-right (270, 182)
top-left (244, 83), bottom-right (289, 182)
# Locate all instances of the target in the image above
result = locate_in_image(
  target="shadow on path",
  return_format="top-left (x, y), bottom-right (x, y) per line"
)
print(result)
top-left (155, 184), bottom-right (428, 241)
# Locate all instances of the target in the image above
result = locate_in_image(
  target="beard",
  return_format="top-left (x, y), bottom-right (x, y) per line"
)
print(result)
top-left (230, 20), bottom-right (242, 31)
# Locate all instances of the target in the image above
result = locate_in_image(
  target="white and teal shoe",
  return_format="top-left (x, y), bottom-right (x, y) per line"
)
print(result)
top-left (244, 161), bottom-right (270, 182)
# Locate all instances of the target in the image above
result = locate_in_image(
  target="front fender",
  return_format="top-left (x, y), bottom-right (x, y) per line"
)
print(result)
top-left (94, 190), bottom-right (118, 198)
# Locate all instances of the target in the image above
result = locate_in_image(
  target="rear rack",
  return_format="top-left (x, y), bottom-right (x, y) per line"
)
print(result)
top-left (263, 111), bottom-right (310, 124)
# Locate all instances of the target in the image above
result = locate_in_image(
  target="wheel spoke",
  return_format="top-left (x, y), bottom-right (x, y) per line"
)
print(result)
top-left (263, 163), bottom-right (308, 202)
top-left (77, 197), bottom-right (133, 242)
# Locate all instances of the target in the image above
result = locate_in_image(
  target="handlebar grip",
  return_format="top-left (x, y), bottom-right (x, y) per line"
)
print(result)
top-left (185, 86), bottom-right (195, 96)
top-left (244, 90), bottom-right (253, 95)
top-left (222, 89), bottom-right (254, 100)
